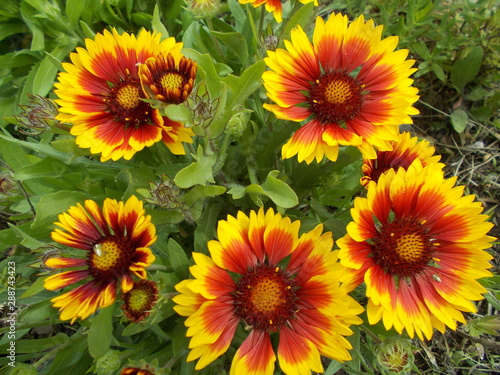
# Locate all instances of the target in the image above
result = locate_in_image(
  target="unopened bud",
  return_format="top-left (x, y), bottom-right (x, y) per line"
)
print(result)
top-left (15, 94), bottom-right (60, 135)
top-left (95, 350), bottom-right (121, 375)
top-left (374, 337), bottom-right (414, 374)
top-left (185, 0), bottom-right (222, 19)
top-left (226, 110), bottom-right (250, 138)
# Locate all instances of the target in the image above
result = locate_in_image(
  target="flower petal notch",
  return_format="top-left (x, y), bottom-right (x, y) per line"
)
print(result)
top-left (54, 28), bottom-right (194, 162)
top-left (44, 196), bottom-right (156, 323)
top-left (262, 13), bottom-right (419, 163)
top-left (173, 207), bottom-right (363, 374)
top-left (338, 163), bottom-right (495, 340)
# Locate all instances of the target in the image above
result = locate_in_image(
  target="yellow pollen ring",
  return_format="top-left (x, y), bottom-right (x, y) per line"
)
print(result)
top-left (324, 79), bottom-right (354, 104)
top-left (250, 277), bottom-right (285, 313)
top-left (395, 233), bottom-right (425, 262)
top-left (91, 240), bottom-right (123, 271)
top-left (116, 85), bottom-right (141, 109)
top-left (160, 73), bottom-right (183, 90)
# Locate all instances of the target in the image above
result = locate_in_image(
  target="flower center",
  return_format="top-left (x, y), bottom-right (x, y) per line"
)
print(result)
top-left (104, 74), bottom-right (153, 128)
top-left (121, 280), bottom-right (158, 323)
top-left (372, 218), bottom-right (435, 278)
top-left (160, 72), bottom-right (184, 91)
top-left (89, 236), bottom-right (134, 280)
top-left (309, 71), bottom-right (364, 124)
top-left (233, 264), bottom-right (297, 332)
top-left (116, 85), bottom-right (141, 109)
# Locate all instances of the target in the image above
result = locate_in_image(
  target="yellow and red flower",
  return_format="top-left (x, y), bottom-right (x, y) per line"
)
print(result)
top-left (262, 13), bottom-right (419, 163)
top-left (44, 196), bottom-right (156, 323)
top-left (173, 208), bottom-right (363, 374)
top-left (361, 131), bottom-right (443, 187)
top-left (338, 163), bottom-right (495, 340)
top-left (54, 29), bottom-right (194, 162)
top-left (239, 0), bottom-right (317, 23)
top-left (121, 279), bottom-right (159, 323)
top-left (139, 51), bottom-right (197, 105)
top-left (121, 367), bottom-right (154, 375)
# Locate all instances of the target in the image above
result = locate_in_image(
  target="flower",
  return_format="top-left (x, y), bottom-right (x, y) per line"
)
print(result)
top-left (173, 208), bottom-right (363, 375)
top-left (44, 196), bottom-right (156, 323)
top-left (338, 163), bottom-right (495, 340)
top-left (121, 279), bottom-right (159, 323)
top-left (121, 367), bottom-right (154, 375)
top-left (139, 51), bottom-right (197, 105)
top-left (361, 131), bottom-right (443, 187)
top-left (239, 1), bottom-right (318, 23)
top-left (54, 29), bottom-right (194, 162)
top-left (262, 13), bottom-right (419, 163)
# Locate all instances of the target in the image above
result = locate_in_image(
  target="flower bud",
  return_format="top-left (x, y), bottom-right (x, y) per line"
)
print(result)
top-left (374, 337), bottom-right (415, 374)
top-left (185, 0), bottom-right (222, 19)
top-left (95, 350), bottom-right (122, 375)
top-left (226, 110), bottom-right (250, 138)
top-left (15, 94), bottom-right (60, 135)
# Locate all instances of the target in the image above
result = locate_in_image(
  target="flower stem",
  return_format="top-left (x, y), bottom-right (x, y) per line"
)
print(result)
top-left (148, 264), bottom-right (174, 272)
top-left (360, 324), bottom-right (383, 344)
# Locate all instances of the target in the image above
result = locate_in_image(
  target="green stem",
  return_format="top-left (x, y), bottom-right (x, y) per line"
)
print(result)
top-left (148, 264), bottom-right (174, 272)
top-left (360, 324), bottom-right (383, 344)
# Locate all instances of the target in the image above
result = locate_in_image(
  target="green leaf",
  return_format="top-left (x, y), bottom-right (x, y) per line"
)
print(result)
top-left (450, 46), bottom-right (484, 92)
top-left (174, 146), bottom-right (217, 188)
top-left (20, 277), bottom-right (47, 299)
top-left (8, 224), bottom-right (46, 250)
top-left (33, 43), bottom-right (76, 97)
top-left (14, 157), bottom-right (67, 181)
top-left (227, 0), bottom-right (246, 32)
top-left (87, 304), bottom-right (114, 359)
top-left (412, 41), bottom-right (431, 59)
top-left (208, 60), bottom-right (265, 138)
top-left (0, 136), bottom-right (32, 171)
top-left (0, 22), bottom-right (26, 42)
top-left (115, 168), bottom-right (156, 200)
top-left (183, 185), bottom-right (226, 207)
top-left (183, 49), bottom-right (222, 99)
top-left (167, 238), bottom-right (189, 279)
top-left (149, 209), bottom-right (185, 225)
top-left (450, 107), bottom-right (469, 133)
top-left (13, 333), bottom-right (69, 354)
top-left (283, 1), bottom-right (315, 38)
top-left (65, 0), bottom-right (86, 26)
top-left (431, 62), bottom-right (445, 81)
top-left (79, 20), bottom-right (95, 39)
top-left (152, 4), bottom-right (169, 38)
top-left (31, 190), bottom-right (90, 230)
top-left (261, 170), bottom-right (298, 208)
top-left (165, 103), bottom-right (193, 123)
top-left (210, 30), bottom-right (248, 65)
